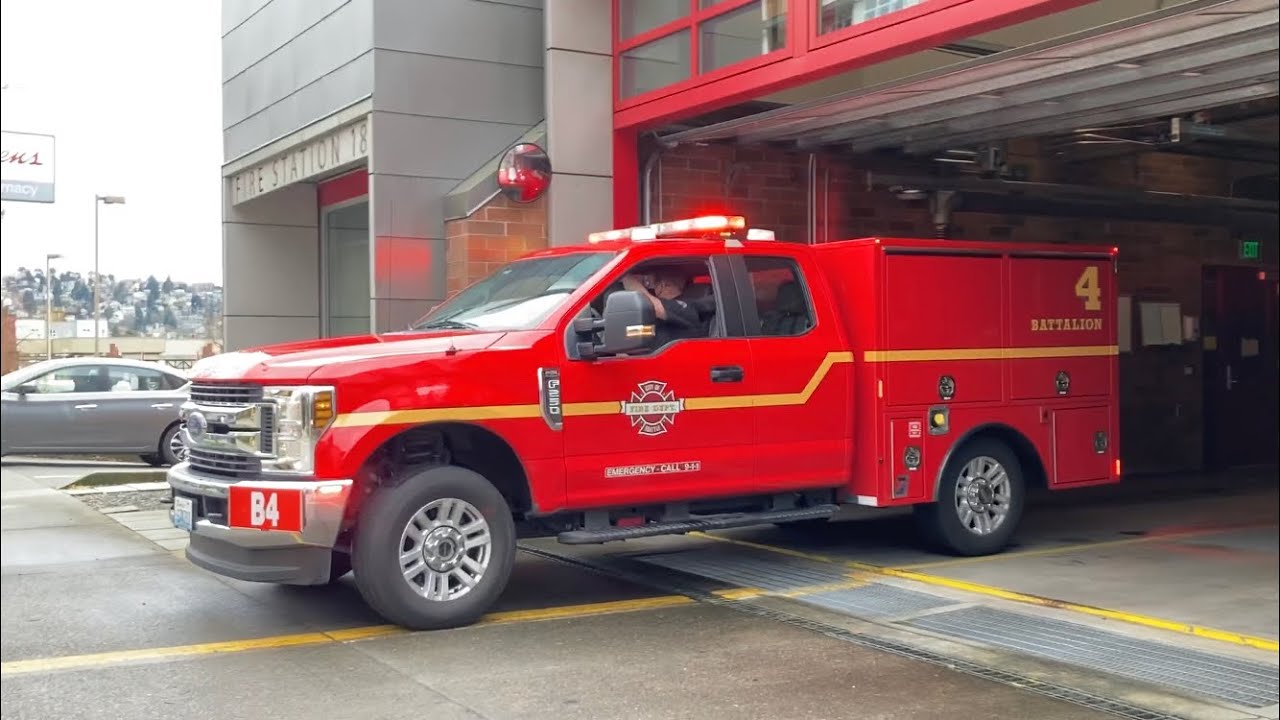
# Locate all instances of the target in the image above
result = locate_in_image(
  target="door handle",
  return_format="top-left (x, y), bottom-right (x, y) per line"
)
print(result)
top-left (710, 365), bottom-right (744, 383)
top-left (74, 404), bottom-right (98, 410)
top-left (150, 403), bottom-right (174, 409)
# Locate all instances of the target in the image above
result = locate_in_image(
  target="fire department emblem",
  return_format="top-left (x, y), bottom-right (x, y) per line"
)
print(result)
top-left (621, 380), bottom-right (685, 437)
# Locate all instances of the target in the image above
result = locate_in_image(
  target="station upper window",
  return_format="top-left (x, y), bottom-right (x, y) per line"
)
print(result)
top-left (619, 0), bottom-right (688, 40)
top-left (617, 0), bottom-right (789, 100)
top-left (701, 1), bottom-right (787, 73)
top-left (817, 0), bottom-right (927, 35)
top-left (620, 30), bottom-right (692, 99)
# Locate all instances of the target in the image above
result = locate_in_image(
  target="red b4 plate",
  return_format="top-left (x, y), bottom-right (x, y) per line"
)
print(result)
top-left (227, 487), bottom-right (304, 532)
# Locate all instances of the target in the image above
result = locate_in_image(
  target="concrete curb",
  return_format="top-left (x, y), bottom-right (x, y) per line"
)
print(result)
top-left (65, 479), bottom-right (170, 494)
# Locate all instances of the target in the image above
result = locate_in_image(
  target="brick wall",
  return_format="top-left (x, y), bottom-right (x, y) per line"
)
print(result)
top-left (445, 194), bottom-right (548, 296)
top-left (654, 141), bottom-right (1276, 475)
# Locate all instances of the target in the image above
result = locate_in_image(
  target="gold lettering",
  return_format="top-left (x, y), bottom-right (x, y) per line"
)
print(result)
top-left (1029, 317), bottom-right (1105, 332)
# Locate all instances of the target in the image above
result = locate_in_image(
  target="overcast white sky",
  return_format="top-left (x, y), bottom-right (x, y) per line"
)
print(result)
top-left (1, 1), bottom-right (223, 284)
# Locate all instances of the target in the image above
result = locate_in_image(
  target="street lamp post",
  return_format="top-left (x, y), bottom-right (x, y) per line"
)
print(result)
top-left (93, 195), bottom-right (126, 356)
top-left (45, 252), bottom-right (63, 360)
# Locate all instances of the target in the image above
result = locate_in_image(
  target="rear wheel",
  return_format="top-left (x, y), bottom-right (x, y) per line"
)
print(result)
top-left (352, 465), bottom-right (516, 630)
top-left (915, 438), bottom-right (1024, 556)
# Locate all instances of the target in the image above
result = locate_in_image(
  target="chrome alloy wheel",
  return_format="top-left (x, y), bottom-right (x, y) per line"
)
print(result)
top-left (398, 498), bottom-right (492, 602)
top-left (953, 455), bottom-right (1012, 536)
top-left (169, 429), bottom-right (188, 462)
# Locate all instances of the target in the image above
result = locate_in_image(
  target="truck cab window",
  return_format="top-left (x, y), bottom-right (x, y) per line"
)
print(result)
top-left (586, 256), bottom-right (720, 350)
top-left (746, 256), bottom-right (814, 336)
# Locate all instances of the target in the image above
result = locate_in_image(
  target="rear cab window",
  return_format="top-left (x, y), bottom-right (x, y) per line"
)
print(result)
top-left (742, 255), bottom-right (816, 337)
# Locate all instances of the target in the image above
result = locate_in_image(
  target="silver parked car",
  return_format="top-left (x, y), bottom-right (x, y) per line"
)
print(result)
top-left (1, 357), bottom-right (191, 466)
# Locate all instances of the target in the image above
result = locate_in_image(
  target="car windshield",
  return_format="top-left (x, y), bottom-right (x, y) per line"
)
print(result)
top-left (410, 251), bottom-right (614, 332)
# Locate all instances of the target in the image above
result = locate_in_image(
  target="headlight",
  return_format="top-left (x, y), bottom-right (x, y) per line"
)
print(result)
top-left (262, 385), bottom-right (335, 474)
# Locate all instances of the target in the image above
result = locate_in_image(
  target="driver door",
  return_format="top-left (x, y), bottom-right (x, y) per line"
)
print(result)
top-left (559, 252), bottom-right (758, 509)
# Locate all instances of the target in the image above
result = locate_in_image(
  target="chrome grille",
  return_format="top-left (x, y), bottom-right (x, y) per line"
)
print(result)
top-left (258, 404), bottom-right (276, 454)
top-left (188, 448), bottom-right (263, 478)
top-left (190, 383), bottom-right (265, 406)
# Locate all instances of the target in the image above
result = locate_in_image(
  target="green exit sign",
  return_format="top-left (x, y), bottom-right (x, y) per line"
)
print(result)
top-left (1240, 240), bottom-right (1260, 260)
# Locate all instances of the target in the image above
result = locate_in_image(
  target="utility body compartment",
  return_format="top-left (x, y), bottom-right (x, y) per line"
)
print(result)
top-left (812, 237), bottom-right (1120, 506)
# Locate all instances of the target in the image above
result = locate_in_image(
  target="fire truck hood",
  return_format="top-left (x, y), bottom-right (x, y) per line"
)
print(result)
top-left (188, 330), bottom-right (506, 384)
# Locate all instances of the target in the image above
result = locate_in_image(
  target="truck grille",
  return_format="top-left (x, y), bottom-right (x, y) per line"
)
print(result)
top-left (190, 383), bottom-right (265, 406)
top-left (188, 448), bottom-right (263, 478)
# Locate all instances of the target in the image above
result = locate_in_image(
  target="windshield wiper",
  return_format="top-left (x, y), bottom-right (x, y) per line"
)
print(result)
top-left (416, 319), bottom-right (480, 330)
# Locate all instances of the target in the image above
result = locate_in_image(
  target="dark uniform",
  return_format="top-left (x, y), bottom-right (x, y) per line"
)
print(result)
top-left (654, 291), bottom-right (716, 347)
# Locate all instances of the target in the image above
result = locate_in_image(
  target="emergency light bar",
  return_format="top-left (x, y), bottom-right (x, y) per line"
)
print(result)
top-left (587, 215), bottom-right (776, 244)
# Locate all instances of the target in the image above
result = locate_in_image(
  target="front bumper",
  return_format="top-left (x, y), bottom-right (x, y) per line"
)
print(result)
top-left (167, 462), bottom-right (353, 585)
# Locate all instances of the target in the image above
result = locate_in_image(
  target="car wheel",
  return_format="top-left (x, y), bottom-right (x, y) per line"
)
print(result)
top-left (159, 423), bottom-right (185, 466)
top-left (914, 438), bottom-right (1024, 556)
top-left (352, 465), bottom-right (516, 630)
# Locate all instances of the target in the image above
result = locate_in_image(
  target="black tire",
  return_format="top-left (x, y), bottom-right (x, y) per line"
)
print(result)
top-left (352, 465), bottom-right (516, 630)
top-left (914, 438), bottom-right (1024, 556)
top-left (158, 423), bottom-right (184, 466)
top-left (140, 453), bottom-right (165, 467)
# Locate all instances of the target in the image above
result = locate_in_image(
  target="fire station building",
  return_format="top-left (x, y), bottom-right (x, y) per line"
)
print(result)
top-left (220, 0), bottom-right (1277, 477)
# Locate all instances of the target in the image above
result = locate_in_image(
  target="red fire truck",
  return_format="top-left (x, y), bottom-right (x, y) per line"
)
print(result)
top-left (168, 215), bottom-right (1119, 629)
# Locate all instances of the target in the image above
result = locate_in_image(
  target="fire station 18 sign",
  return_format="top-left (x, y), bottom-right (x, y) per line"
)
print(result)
top-left (1, 131), bottom-right (56, 203)
top-left (231, 118), bottom-right (369, 205)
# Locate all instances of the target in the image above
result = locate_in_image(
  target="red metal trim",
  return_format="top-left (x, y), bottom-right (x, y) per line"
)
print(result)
top-left (688, 0), bottom-right (701, 81)
top-left (317, 169), bottom-right (368, 208)
top-left (612, 127), bottom-right (640, 228)
top-left (810, 0), bottom-right (968, 50)
top-left (614, 0), bottom-right (1094, 130)
top-left (617, 18), bottom-right (690, 52)
top-left (693, 0), bottom-right (761, 23)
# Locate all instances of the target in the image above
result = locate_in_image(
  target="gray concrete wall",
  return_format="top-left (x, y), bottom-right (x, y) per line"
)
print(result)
top-left (221, 184), bottom-right (320, 351)
top-left (367, 0), bottom-right (546, 331)
top-left (222, 0), bottom-right (375, 162)
top-left (544, 0), bottom-right (613, 247)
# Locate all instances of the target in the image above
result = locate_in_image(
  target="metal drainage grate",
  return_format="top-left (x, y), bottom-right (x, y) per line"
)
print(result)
top-left (522, 544), bottom-right (1187, 720)
top-left (800, 583), bottom-right (953, 619)
top-left (904, 606), bottom-right (1279, 709)
top-left (637, 548), bottom-right (953, 620)
top-left (638, 547), bottom-right (847, 592)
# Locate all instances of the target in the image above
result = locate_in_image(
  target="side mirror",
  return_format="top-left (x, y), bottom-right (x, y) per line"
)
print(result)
top-left (13, 383), bottom-right (37, 395)
top-left (573, 290), bottom-right (657, 360)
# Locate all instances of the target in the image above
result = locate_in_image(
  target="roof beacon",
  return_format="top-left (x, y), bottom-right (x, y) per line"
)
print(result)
top-left (587, 214), bottom-right (775, 244)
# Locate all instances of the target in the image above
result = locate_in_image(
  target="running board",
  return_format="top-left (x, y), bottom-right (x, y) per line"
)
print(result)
top-left (557, 505), bottom-right (839, 545)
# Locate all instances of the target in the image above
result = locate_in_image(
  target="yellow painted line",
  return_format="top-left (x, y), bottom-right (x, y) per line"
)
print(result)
top-left (713, 587), bottom-right (766, 600)
top-left (691, 532), bottom-right (1280, 653)
top-left (710, 577), bottom-right (866, 601)
top-left (863, 345), bottom-right (1118, 363)
top-left (473, 595), bottom-right (693, 625)
top-left (900, 522), bottom-right (1280, 570)
top-left (0, 595), bottom-right (693, 678)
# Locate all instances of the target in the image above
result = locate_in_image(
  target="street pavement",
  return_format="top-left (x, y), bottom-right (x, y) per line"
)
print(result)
top-left (0, 461), bottom-right (1121, 720)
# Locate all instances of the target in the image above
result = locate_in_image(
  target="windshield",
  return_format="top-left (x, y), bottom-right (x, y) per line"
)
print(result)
top-left (411, 251), bottom-right (614, 332)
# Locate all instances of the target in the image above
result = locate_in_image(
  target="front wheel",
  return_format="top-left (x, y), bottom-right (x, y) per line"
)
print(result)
top-left (914, 438), bottom-right (1024, 556)
top-left (352, 465), bottom-right (516, 630)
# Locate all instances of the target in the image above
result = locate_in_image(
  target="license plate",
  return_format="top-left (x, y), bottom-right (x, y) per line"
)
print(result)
top-left (227, 487), bottom-right (304, 532)
top-left (172, 495), bottom-right (194, 532)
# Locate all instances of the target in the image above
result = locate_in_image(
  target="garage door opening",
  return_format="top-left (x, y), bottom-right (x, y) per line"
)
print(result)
top-left (634, 0), bottom-right (1278, 476)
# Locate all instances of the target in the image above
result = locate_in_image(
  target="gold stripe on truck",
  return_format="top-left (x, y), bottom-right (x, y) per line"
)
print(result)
top-left (331, 346), bottom-right (1112, 429)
